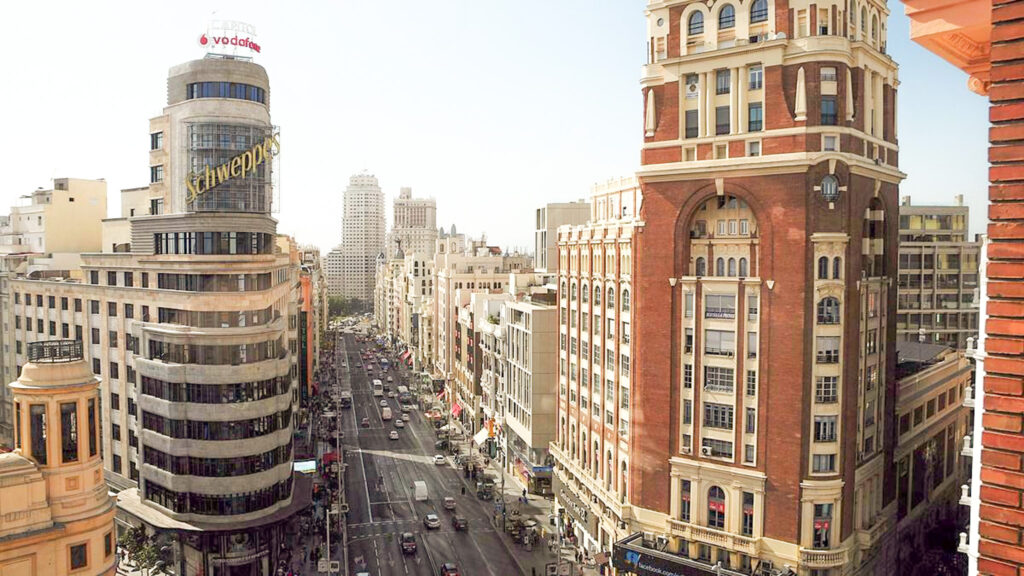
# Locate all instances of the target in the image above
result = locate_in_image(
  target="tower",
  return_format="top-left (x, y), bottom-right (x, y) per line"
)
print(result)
top-left (340, 173), bottom-right (386, 305)
top-left (613, 0), bottom-right (905, 574)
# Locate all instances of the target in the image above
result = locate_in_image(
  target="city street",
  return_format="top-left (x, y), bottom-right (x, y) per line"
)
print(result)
top-left (338, 332), bottom-right (537, 576)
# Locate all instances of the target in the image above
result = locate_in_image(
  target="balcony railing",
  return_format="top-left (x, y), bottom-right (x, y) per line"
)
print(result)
top-left (668, 520), bottom-right (759, 556)
top-left (800, 547), bottom-right (848, 568)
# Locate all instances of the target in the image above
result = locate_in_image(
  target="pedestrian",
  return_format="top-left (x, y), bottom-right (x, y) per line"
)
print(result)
top-left (461, 485), bottom-right (466, 495)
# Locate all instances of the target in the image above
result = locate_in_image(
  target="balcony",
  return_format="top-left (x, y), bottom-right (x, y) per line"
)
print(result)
top-left (667, 520), bottom-right (759, 556)
top-left (800, 547), bottom-right (848, 568)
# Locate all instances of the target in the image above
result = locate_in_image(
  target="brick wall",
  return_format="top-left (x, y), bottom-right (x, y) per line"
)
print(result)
top-left (978, 0), bottom-right (1024, 574)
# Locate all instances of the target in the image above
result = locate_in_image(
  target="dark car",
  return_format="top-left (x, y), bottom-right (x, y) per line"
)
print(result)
top-left (360, 417), bottom-right (370, 428)
top-left (439, 563), bottom-right (460, 576)
top-left (400, 532), bottom-right (417, 554)
top-left (451, 515), bottom-right (468, 531)
top-left (434, 439), bottom-right (450, 451)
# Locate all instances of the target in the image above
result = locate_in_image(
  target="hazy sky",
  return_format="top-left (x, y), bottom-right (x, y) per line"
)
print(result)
top-left (0, 1), bottom-right (988, 254)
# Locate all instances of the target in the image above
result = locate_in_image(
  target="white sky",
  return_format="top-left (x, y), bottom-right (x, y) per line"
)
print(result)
top-left (0, 1), bottom-right (989, 254)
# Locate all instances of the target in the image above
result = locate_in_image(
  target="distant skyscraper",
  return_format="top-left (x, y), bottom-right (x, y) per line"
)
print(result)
top-left (534, 201), bottom-right (590, 272)
top-left (340, 173), bottom-right (385, 303)
top-left (389, 186), bottom-right (437, 257)
top-left (326, 246), bottom-right (344, 297)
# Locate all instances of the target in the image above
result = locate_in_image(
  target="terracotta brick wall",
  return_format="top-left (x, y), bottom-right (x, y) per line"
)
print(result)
top-left (978, 0), bottom-right (1024, 574)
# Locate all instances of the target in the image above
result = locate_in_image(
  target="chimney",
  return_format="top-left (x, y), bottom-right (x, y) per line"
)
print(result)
top-left (955, 194), bottom-right (964, 206)
top-left (901, 195), bottom-right (911, 206)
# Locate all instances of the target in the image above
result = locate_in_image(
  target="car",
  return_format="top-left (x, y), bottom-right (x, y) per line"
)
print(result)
top-left (400, 532), bottom-right (417, 554)
top-left (401, 413), bottom-right (411, 422)
top-left (423, 513), bottom-right (441, 529)
top-left (434, 439), bottom-right (449, 451)
top-left (400, 405), bottom-right (412, 413)
top-left (387, 391), bottom-right (395, 398)
top-left (451, 515), bottom-right (468, 531)
top-left (443, 496), bottom-right (456, 510)
top-left (360, 417), bottom-right (370, 428)
top-left (380, 399), bottom-right (389, 407)
top-left (439, 562), bottom-right (460, 576)
top-left (394, 419), bottom-right (405, 428)
top-left (433, 454), bottom-right (446, 465)
top-left (389, 430), bottom-right (399, 440)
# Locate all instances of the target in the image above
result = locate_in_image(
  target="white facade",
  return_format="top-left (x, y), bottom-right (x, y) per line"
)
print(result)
top-left (340, 173), bottom-right (385, 303)
top-left (325, 247), bottom-right (344, 297)
top-left (389, 187), bottom-right (437, 258)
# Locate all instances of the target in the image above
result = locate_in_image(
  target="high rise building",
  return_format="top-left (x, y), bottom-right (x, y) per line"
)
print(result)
top-left (0, 341), bottom-right (117, 576)
top-left (534, 201), bottom-right (590, 272)
top-left (325, 246), bottom-right (343, 297)
top-left (6, 55), bottom-right (308, 574)
top-left (606, 1), bottom-right (904, 574)
top-left (389, 187), bottom-right (437, 257)
top-left (340, 173), bottom-right (385, 305)
top-left (896, 195), bottom-right (981, 349)
top-left (551, 176), bottom-right (641, 556)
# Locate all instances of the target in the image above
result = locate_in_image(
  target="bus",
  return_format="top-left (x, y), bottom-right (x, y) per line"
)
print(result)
top-left (339, 391), bottom-right (353, 408)
top-left (372, 379), bottom-right (384, 397)
top-left (397, 386), bottom-right (411, 404)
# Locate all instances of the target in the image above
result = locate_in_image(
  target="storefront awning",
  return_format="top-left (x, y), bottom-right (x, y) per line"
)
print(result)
top-left (400, 350), bottom-right (412, 360)
top-left (612, 532), bottom-right (749, 576)
top-left (473, 427), bottom-right (489, 446)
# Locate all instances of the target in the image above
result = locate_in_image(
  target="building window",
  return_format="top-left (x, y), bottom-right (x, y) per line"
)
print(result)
top-left (104, 532), bottom-right (113, 558)
top-left (821, 96), bottom-right (838, 125)
top-left (60, 402), bottom-right (79, 463)
top-left (814, 415), bottom-right (837, 442)
top-left (684, 399), bottom-right (693, 424)
top-left (747, 141), bottom-right (761, 157)
top-left (750, 0), bottom-right (769, 23)
top-left (823, 134), bottom-right (839, 152)
top-left (688, 12), bottom-right (704, 35)
top-left (719, 5), bottom-right (736, 28)
top-left (88, 399), bottom-right (97, 457)
top-left (681, 480), bottom-right (692, 522)
top-left (703, 403), bottom-right (734, 430)
top-left (745, 407), bottom-right (756, 433)
top-left (747, 332), bottom-right (757, 358)
top-left (744, 444), bottom-right (755, 463)
top-left (706, 294), bottom-right (736, 318)
top-left (817, 297), bottom-right (840, 324)
top-left (742, 492), bottom-right (755, 536)
top-left (70, 543), bottom-right (88, 570)
top-left (749, 65), bottom-right (763, 90)
top-left (816, 336), bottom-right (840, 363)
top-left (748, 102), bottom-right (763, 131)
top-left (685, 109), bottom-right (699, 139)
top-left (813, 504), bottom-right (833, 548)
top-left (684, 364), bottom-right (694, 388)
top-left (746, 371), bottom-right (757, 396)
top-left (716, 70), bottom-right (731, 94)
top-left (812, 454), bottom-right (836, 473)
top-left (150, 131), bottom-right (163, 150)
top-left (150, 165), bottom-right (164, 183)
top-left (821, 67), bottom-right (838, 82)
top-left (705, 330), bottom-right (735, 357)
top-left (708, 486), bottom-right (726, 529)
top-left (815, 377), bottom-right (838, 403)
top-left (30, 404), bottom-right (46, 465)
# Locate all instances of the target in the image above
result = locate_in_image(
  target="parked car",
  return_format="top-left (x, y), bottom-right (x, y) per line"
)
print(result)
top-left (443, 496), bottom-right (456, 510)
top-left (439, 562), bottom-right (460, 576)
top-left (451, 515), bottom-right (468, 531)
top-left (423, 514), bottom-right (441, 529)
top-left (389, 430), bottom-right (399, 440)
top-left (434, 440), bottom-right (449, 451)
top-left (400, 532), bottom-right (417, 554)
top-left (433, 454), bottom-right (446, 465)
top-left (360, 418), bottom-right (370, 428)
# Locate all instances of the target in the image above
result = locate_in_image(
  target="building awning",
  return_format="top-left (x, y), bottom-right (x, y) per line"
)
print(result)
top-left (451, 403), bottom-right (463, 417)
top-left (612, 532), bottom-right (749, 576)
top-left (473, 428), bottom-right (489, 447)
top-left (400, 350), bottom-right (412, 360)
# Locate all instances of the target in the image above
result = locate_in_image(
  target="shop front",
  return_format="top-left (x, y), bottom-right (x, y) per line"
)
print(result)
top-left (612, 533), bottom-right (749, 576)
top-left (553, 472), bottom-right (599, 553)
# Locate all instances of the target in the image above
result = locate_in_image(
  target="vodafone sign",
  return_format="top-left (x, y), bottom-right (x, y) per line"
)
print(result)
top-left (199, 20), bottom-right (261, 55)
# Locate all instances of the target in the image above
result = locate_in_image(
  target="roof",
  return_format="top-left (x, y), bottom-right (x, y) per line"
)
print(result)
top-left (896, 341), bottom-right (953, 380)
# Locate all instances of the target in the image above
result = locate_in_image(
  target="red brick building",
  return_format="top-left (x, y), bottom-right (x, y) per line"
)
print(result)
top-left (612, 0), bottom-right (905, 574)
top-left (900, 0), bottom-right (1024, 574)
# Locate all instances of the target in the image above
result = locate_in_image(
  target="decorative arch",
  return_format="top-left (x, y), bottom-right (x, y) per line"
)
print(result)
top-left (817, 297), bottom-right (840, 324)
top-left (716, 257), bottom-right (726, 276)
top-left (739, 257), bottom-right (749, 277)
top-left (607, 287), bottom-right (615, 309)
top-left (594, 284), bottom-right (602, 307)
top-left (622, 288), bottom-right (631, 312)
top-left (696, 257), bottom-right (706, 277)
top-left (818, 256), bottom-right (829, 280)
top-left (688, 11), bottom-right (705, 35)
top-left (832, 257), bottom-right (842, 279)
top-left (750, 0), bottom-right (769, 23)
top-left (570, 282), bottom-right (577, 301)
top-left (581, 282), bottom-right (589, 303)
top-left (719, 4), bottom-right (736, 29)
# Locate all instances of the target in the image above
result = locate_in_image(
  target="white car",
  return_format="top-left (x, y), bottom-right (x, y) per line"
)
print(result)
top-left (433, 455), bottom-right (446, 466)
top-left (395, 419), bottom-right (405, 428)
top-left (380, 399), bottom-right (389, 407)
top-left (423, 513), bottom-right (441, 529)
top-left (401, 413), bottom-right (410, 422)
top-left (389, 430), bottom-right (399, 440)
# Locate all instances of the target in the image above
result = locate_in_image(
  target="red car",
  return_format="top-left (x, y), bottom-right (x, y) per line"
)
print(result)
top-left (400, 532), bottom-right (417, 554)
top-left (438, 563), bottom-right (459, 576)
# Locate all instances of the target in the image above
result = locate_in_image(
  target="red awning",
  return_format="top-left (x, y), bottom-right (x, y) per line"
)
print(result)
top-left (322, 452), bottom-right (338, 465)
top-left (451, 403), bottom-right (463, 417)
top-left (400, 350), bottom-right (412, 360)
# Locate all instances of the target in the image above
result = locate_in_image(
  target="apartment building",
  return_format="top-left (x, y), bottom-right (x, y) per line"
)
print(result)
top-left (6, 56), bottom-right (307, 575)
top-left (389, 187), bottom-right (438, 257)
top-left (325, 246), bottom-right (343, 297)
top-left (897, 196), bottom-right (980, 349)
top-left (339, 173), bottom-right (385, 304)
top-left (535, 201), bottom-right (590, 272)
top-left (551, 176), bottom-right (642, 556)
top-left (613, 0), bottom-right (904, 574)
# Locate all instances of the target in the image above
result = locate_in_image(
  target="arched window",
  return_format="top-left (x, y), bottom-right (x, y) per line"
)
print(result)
top-left (696, 257), bottom-right (706, 277)
top-left (716, 258), bottom-right (725, 276)
top-left (708, 486), bottom-right (726, 529)
top-left (622, 289), bottom-right (631, 312)
top-left (728, 258), bottom-right (737, 277)
top-left (751, 0), bottom-right (769, 23)
top-left (621, 461), bottom-right (628, 501)
top-left (606, 450), bottom-right (613, 490)
top-left (739, 258), bottom-right (748, 277)
top-left (861, 8), bottom-right (867, 33)
top-left (607, 288), bottom-right (615, 309)
top-left (582, 431), bottom-right (589, 469)
top-left (818, 256), bottom-right (829, 280)
top-left (571, 283), bottom-right (577, 301)
top-left (560, 281), bottom-right (567, 296)
top-left (817, 297), bottom-right (840, 324)
top-left (594, 287), bottom-right (602, 307)
top-left (593, 440), bottom-right (600, 476)
top-left (719, 4), bottom-right (735, 29)
top-left (833, 257), bottom-right (842, 279)
top-left (570, 424), bottom-right (576, 458)
top-left (850, 1), bottom-right (856, 22)
top-left (582, 284), bottom-right (589, 303)
top-left (871, 14), bottom-right (878, 40)
top-left (688, 12), bottom-right (705, 35)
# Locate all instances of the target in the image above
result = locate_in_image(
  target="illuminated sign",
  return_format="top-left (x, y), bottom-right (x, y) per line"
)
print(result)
top-left (199, 20), bottom-right (261, 55)
top-left (186, 134), bottom-right (280, 203)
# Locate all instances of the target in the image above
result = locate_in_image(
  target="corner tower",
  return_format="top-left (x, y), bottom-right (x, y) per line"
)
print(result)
top-left (618, 0), bottom-right (905, 574)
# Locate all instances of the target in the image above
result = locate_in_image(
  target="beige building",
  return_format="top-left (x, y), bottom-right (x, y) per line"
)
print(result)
top-left (339, 173), bottom-right (385, 305)
top-left (0, 340), bottom-right (117, 576)
top-left (6, 56), bottom-right (308, 575)
top-left (389, 187), bottom-right (437, 258)
top-left (897, 196), bottom-right (981, 349)
top-left (534, 201), bottom-right (590, 272)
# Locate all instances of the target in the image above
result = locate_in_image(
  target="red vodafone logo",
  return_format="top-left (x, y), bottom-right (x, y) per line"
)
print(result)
top-left (198, 31), bottom-right (261, 54)
top-left (199, 34), bottom-right (209, 46)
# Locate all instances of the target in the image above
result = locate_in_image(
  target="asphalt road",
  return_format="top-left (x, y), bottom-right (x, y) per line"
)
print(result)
top-left (341, 333), bottom-right (525, 576)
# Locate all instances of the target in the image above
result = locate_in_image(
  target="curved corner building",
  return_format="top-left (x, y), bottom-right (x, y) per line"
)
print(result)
top-left (9, 55), bottom-right (305, 576)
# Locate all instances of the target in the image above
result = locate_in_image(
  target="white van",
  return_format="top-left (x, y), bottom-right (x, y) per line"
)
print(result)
top-left (382, 407), bottom-right (393, 421)
top-left (414, 480), bottom-right (427, 501)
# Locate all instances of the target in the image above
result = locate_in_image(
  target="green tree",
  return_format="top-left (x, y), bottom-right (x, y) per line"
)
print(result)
top-left (118, 526), bottom-right (170, 576)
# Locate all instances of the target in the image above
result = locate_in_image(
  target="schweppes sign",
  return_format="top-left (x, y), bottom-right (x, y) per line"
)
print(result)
top-left (186, 133), bottom-right (280, 203)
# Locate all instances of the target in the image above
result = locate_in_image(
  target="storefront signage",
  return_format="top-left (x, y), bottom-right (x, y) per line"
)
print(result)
top-left (186, 134), bottom-right (280, 203)
top-left (199, 20), bottom-right (261, 55)
top-left (553, 473), bottom-right (598, 536)
top-left (613, 534), bottom-right (731, 576)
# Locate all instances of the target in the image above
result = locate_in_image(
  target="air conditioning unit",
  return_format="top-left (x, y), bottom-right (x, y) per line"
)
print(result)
top-left (701, 446), bottom-right (712, 457)
top-left (682, 446), bottom-right (692, 455)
